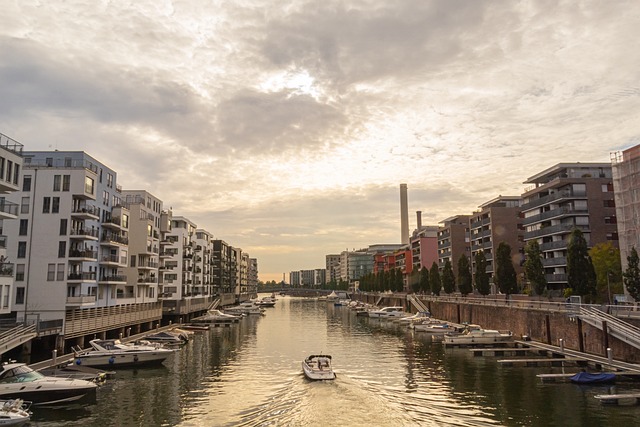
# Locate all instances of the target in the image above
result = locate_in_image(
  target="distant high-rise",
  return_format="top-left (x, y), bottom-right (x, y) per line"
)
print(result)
top-left (400, 184), bottom-right (409, 245)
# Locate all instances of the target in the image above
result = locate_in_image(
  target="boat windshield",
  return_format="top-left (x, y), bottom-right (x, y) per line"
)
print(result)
top-left (0, 365), bottom-right (45, 383)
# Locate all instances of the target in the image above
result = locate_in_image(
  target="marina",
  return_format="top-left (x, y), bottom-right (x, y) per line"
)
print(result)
top-left (8, 295), bottom-right (640, 426)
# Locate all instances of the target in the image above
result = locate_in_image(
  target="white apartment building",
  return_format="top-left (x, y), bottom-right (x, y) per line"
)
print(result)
top-left (4, 151), bottom-right (162, 350)
top-left (0, 133), bottom-right (23, 316)
top-left (194, 229), bottom-right (215, 298)
top-left (121, 190), bottom-right (163, 302)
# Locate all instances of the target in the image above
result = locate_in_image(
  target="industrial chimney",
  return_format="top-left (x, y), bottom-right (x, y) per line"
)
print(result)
top-left (416, 210), bottom-right (422, 230)
top-left (400, 184), bottom-right (409, 245)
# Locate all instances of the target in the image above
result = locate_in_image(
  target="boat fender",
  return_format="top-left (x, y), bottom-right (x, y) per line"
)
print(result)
top-left (75, 359), bottom-right (81, 365)
top-left (109, 356), bottom-right (116, 364)
top-left (134, 354), bottom-right (139, 363)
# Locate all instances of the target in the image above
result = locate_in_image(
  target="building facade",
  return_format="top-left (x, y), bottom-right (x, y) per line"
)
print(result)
top-left (437, 215), bottom-right (471, 278)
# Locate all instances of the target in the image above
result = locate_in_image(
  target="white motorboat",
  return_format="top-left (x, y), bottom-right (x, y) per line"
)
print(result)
top-left (224, 301), bottom-right (265, 315)
top-left (72, 338), bottom-right (175, 368)
top-left (368, 306), bottom-right (406, 318)
top-left (443, 326), bottom-right (513, 345)
top-left (144, 330), bottom-right (189, 346)
top-left (0, 362), bottom-right (97, 405)
top-left (412, 319), bottom-right (455, 334)
top-left (255, 296), bottom-right (276, 307)
top-left (0, 399), bottom-right (31, 426)
top-left (192, 309), bottom-right (242, 324)
top-left (302, 355), bottom-right (336, 381)
top-left (395, 311), bottom-right (431, 325)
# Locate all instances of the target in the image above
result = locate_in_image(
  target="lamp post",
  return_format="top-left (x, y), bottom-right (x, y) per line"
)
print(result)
top-left (607, 270), bottom-right (613, 305)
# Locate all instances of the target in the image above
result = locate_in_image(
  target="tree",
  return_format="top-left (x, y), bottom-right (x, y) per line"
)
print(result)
top-left (388, 269), bottom-right (396, 292)
top-left (441, 260), bottom-right (455, 294)
top-left (457, 254), bottom-right (473, 296)
top-left (566, 228), bottom-right (597, 298)
top-left (420, 266), bottom-right (430, 294)
top-left (409, 269), bottom-right (420, 293)
top-left (623, 247), bottom-right (640, 301)
top-left (524, 240), bottom-right (547, 296)
top-left (495, 242), bottom-right (518, 295)
top-left (429, 262), bottom-right (441, 296)
top-left (474, 250), bottom-right (490, 295)
top-left (589, 242), bottom-right (623, 303)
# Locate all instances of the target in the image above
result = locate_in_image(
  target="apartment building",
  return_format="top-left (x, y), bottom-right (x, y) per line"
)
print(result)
top-left (121, 191), bottom-right (163, 303)
top-left (521, 163), bottom-right (617, 291)
top-left (248, 258), bottom-right (258, 289)
top-left (0, 133), bottom-right (23, 316)
top-left (410, 225), bottom-right (438, 271)
top-left (212, 239), bottom-right (236, 305)
top-left (612, 148), bottom-right (640, 276)
top-left (437, 215), bottom-right (471, 278)
top-left (4, 151), bottom-right (162, 351)
top-left (469, 196), bottom-right (524, 289)
top-left (325, 254), bottom-right (341, 284)
top-left (194, 229), bottom-right (215, 299)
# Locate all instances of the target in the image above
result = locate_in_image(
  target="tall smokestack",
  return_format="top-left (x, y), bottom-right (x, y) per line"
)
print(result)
top-left (400, 184), bottom-right (409, 245)
top-left (416, 210), bottom-right (422, 230)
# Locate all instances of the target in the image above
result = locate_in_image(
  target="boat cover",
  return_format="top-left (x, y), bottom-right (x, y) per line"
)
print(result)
top-left (569, 372), bottom-right (616, 384)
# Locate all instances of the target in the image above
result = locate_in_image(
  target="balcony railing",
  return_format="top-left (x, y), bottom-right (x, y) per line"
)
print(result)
top-left (0, 133), bottom-right (24, 154)
top-left (68, 272), bottom-right (97, 281)
top-left (0, 263), bottom-right (14, 276)
top-left (0, 200), bottom-right (19, 217)
top-left (101, 233), bottom-right (129, 245)
top-left (69, 249), bottom-right (98, 259)
top-left (521, 190), bottom-right (587, 211)
top-left (71, 205), bottom-right (99, 216)
top-left (70, 228), bottom-right (100, 239)
top-left (99, 275), bottom-right (127, 282)
top-left (65, 295), bottom-right (96, 305)
top-left (524, 224), bottom-right (589, 240)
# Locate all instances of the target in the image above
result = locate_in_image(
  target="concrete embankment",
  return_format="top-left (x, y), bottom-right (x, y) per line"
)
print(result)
top-left (353, 293), bottom-right (640, 364)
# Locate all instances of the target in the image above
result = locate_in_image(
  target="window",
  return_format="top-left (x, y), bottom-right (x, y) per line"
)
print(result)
top-left (107, 173), bottom-right (113, 188)
top-left (47, 264), bottom-right (56, 281)
top-left (6, 161), bottom-right (12, 183)
top-left (12, 164), bottom-right (19, 185)
top-left (0, 158), bottom-right (4, 181)
top-left (15, 264), bottom-right (25, 281)
top-left (604, 199), bottom-right (616, 208)
top-left (58, 241), bottom-right (66, 258)
top-left (84, 176), bottom-right (94, 196)
top-left (46, 157), bottom-right (53, 167)
top-left (19, 219), bottom-right (28, 236)
top-left (122, 214), bottom-right (129, 229)
top-left (60, 219), bottom-right (67, 235)
top-left (64, 157), bottom-right (71, 167)
top-left (52, 197), bottom-right (60, 213)
top-left (53, 175), bottom-right (61, 191)
top-left (130, 255), bottom-right (136, 267)
top-left (102, 190), bottom-right (109, 206)
top-left (43, 197), bottom-right (51, 213)
top-left (57, 263), bottom-right (65, 281)
top-left (17, 242), bottom-right (26, 258)
top-left (62, 175), bottom-right (70, 191)
top-left (20, 197), bottom-right (29, 214)
top-left (15, 287), bottom-right (25, 305)
top-left (22, 175), bottom-right (31, 192)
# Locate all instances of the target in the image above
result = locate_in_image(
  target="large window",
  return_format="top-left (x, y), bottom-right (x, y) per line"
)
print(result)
top-left (17, 242), bottom-right (26, 258)
top-left (22, 175), bottom-right (31, 192)
top-left (62, 175), bottom-right (70, 191)
top-left (43, 197), bottom-right (51, 213)
top-left (15, 287), bottom-right (25, 305)
top-left (52, 197), bottom-right (60, 214)
top-left (59, 219), bottom-right (67, 235)
top-left (18, 219), bottom-right (28, 236)
top-left (47, 264), bottom-right (56, 281)
top-left (20, 197), bottom-right (29, 214)
top-left (85, 176), bottom-right (94, 196)
top-left (15, 264), bottom-right (25, 281)
top-left (57, 263), bottom-right (65, 281)
top-left (58, 241), bottom-right (66, 258)
top-left (53, 175), bottom-right (61, 191)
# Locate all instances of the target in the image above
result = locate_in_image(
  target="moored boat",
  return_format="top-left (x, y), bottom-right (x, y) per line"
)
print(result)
top-left (72, 338), bottom-right (175, 368)
top-left (224, 301), bottom-right (266, 315)
top-left (368, 306), bottom-right (406, 319)
top-left (0, 399), bottom-right (31, 426)
top-left (570, 371), bottom-right (616, 384)
top-left (443, 326), bottom-right (513, 345)
top-left (0, 362), bottom-right (97, 406)
top-left (302, 355), bottom-right (336, 381)
top-left (412, 319), bottom-right (455, 334)
top-left (192, 309), bottom-right (242, 324)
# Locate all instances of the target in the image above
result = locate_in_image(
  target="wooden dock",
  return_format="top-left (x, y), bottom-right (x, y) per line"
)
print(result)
top-left (498, 357), bottom-right (586, 367)
top-left (595, 393), bottom-right (640, 406)
top-left (470, 347), bottom-right (547, 357)
top-left (537, 371), bottom-right (640, 382)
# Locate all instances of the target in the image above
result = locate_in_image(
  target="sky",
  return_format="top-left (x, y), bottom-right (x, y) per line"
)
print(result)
top-left (1, 1), bottom-right (639, 283)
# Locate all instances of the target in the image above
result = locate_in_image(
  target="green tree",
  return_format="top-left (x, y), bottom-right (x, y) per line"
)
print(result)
top-left (474, 250), bottom-right (490, 295)
top-left (420, 266), bottom-right (430, 294)
top-left (395, 268), bottom-right (404, 292)
top-left (457, 254), bottom-right (473, 296)
top-left (566, 228), bottom-right (597, 298)
top-left (495, 242), bottom-right (518, 295)
top-left (589, 242), bottom-right (623, 303)
top-left (409, 269), bottom-right (420, 293)
top-left (524, 240), bottom-right (547, 296)
top-left (429, 262), bottom-right (441, 296)
top-left (623, 247), bottom-right (640, 301)
top-left (442, 260), bottom-right (455, 294)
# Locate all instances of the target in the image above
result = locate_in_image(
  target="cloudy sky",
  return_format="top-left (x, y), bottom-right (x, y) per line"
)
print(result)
top-left (1, 1), bottom-right (638, 282)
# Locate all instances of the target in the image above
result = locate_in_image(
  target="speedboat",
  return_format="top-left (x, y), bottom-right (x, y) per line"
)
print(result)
top-left (144, 330), bottom-right (189, 346)
top-left (396, 311), bottom-right (431, 325)
top-left (302, 355), bottom-right (336, 381)
top-left (0, 399), bottom-right (31, 426)
top-left (72, 338), bottom-right (175, 368)
top-left (0, 362), bottom-right (97, 406)
top-left (255, 296), bottom-right (276, 307)
top-left (224, 301), bottom-right (265, 315)
top-left (368, 306), bottom-right (406, 319)
top-left (412, 319), bottom-right (454, 334)
top-left (443, 326), bottom-right (513, 345)
top-left (192, 309), bottom-right (242, 324)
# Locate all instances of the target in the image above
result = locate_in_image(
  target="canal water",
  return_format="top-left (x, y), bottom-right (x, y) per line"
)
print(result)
top-left (31, 296), bottom-right (640, 426)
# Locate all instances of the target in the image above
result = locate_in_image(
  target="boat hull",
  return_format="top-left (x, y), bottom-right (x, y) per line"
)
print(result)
top-left (0, 381), bottom-right (96, 406)
top-left (302, 355), bottom-right (336, 381)
top-left (74, 352), bottom-right (170, 369)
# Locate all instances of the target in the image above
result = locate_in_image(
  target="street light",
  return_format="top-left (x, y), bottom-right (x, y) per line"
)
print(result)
top-left (607, 270), bottom-right (613, 305)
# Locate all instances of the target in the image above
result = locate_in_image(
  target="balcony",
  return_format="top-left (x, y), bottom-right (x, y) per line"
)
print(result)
top-left (68, 249), bottom-right (98, 261)
top-left (539, 240), bottom-right (567, 252)
top-left (100, 232), bottom-right (129, 246)
top-left (0, 200), bottom-right (19, 220)
top-left (67, 271), bottom-right (97, 282)
top-left (99, 275), bottom-right (127, 284)
top-left (99, 254), bottom-right (126, 266)
top-left (65, 295), bottom-right (97, 307)
top-left (524, 224), bottom-right (589, 240)
top-left (137, 276), bottom-right (157, 284)
top-left (521, 190), bottom-right (587, 211)
top-left (70, 228), bottom-right (100, 240)
top-left (102, 216), bottom-right (123, 230)
top-left (71, 205), bottom-right (100, 220)
top-left (542, 256), bottom-right (567, 267)
top-left (522, 206), bottom-right (589, 226)
top-left (138, 260), bottom-right (159, 270)
top-left (0, 263), bottom-right (13, 277)
top-left (545, 273), bottom-right (567, 283)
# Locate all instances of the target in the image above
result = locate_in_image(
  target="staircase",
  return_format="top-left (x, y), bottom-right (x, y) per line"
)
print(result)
top-left (207, 298), bottom-right (221, 310)
top-left (0, 323), bottom-right (38, 355)
top-left (406, 294), bottom-right (429, 313)
top-left (578, 306), bottom-right (640, 351)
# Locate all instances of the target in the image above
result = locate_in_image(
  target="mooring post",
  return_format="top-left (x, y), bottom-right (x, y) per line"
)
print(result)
top-left (52, 349), bottom-right (57, 366)
top-left (559, 338), bottom-right (564, 354)
top-left (607, 347), bottom-right (613, 366)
